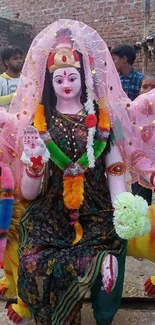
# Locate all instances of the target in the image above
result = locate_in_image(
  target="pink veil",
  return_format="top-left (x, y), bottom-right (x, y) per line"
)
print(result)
top-left (2, 19), bottom-right (154, 192)
top-left (9, 19), bottom-right (127, 121)
top-left (125, 89), bottom-right (155, 187)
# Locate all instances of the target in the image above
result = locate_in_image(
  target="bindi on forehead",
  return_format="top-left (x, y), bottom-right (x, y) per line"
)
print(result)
top-left (64, 71), bottom-right (66, 76)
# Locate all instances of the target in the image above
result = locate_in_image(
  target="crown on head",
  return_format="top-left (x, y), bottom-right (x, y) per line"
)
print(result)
top-left (47, 48), bottom-right (81, 73)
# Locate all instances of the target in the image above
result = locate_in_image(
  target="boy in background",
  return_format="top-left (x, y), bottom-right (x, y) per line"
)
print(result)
top-left (111, 44), bottom-right (143, 100)
top-left (0, 46), bottom-right (24, 110)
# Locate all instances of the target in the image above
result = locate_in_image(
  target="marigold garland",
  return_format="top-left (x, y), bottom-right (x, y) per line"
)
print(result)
top-left (63, 175), bottom-right (84, 210)
top-left (34, 104), bottom-right (47, 132)
top-left (98, 107), bottom-right (110, 130)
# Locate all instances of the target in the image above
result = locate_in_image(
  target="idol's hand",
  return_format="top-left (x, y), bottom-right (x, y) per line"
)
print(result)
top-left (21, 126), bottom-right (50, 172)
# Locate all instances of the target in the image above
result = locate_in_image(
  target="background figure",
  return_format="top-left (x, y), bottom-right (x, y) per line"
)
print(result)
top-left (0, 46), bottom-right (24, 110)
top-left (140, 74), bottom-right (155, 94)
top-left (112, 44), bottom-right (152, 205)
top-left (111, 44), bottom-right (143, 100)
top-left (130, 74), bottom-right (155, 205)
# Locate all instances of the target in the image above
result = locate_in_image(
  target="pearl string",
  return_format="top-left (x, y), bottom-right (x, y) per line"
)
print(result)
top-left (51, 114), bottom-right (85, 158)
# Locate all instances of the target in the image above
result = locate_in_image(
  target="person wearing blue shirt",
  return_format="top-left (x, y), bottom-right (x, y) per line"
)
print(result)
top-left (111, 44), bottom-right (143, 100)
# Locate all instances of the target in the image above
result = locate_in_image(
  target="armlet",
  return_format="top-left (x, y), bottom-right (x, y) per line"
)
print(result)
top-left (106, 162), bottom-right (126, 176)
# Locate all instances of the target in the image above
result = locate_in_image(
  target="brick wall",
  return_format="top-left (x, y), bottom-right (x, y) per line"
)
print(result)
top-left (0, 0), bottom-right (155, 71)
top-left (0, 18), bottom-right (33, 72)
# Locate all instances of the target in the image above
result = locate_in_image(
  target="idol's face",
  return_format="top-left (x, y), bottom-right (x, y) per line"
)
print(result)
top-left (52, 67), bottom-right (81, 100)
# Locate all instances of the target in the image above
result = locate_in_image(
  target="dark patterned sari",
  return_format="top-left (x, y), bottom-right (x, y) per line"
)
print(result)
top-left (18, 114), bottom-right (125, 325)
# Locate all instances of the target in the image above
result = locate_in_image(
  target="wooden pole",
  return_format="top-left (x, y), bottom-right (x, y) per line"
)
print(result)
top-left (142, 0), bottom-right (150, 74)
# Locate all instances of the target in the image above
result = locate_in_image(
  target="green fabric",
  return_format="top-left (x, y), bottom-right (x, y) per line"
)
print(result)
top-left (91, 242), bottom-right (127, 325)
top-left (52, 250), bottom-right (107, 325)
top-left (46, 140), bottom-right (70, 170)
top-left (78, 140), bottom-right (107, 168)
top-left (52, 243), bottom-right (127, 325)
top-left (46, 139), bottom-right (107, 171)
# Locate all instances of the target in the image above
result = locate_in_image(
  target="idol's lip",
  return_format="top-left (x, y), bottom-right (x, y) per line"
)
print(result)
top-left (63, 88), bottom-right (72, 94)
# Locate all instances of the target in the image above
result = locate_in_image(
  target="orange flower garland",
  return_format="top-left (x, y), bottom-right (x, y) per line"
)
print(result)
top-left (63, 175), bottom-right (84, 210)
top-left (98, 97), bottom-right (110, 130)
top-left (34, 104), bottom-right (47, 132)
top-left (98, 108), bottom-right (110, 131)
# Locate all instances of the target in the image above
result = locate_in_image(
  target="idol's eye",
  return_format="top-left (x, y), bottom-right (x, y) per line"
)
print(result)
top-left (57, 79), bottom-right (63, 84)
top-left (54, 77), bottom-right (63, 84)
top-left (68, 76), bottom-right (77, 82)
